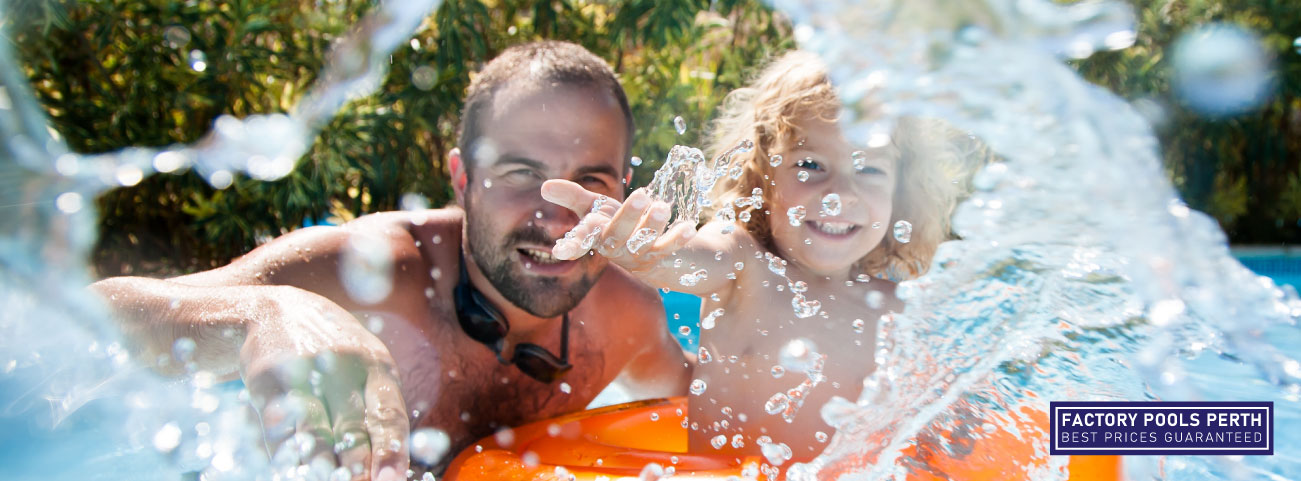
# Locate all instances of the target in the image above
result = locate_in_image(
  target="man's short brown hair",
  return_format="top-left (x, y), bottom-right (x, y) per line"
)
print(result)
top-left (457, 41), bottom-right (634, 169)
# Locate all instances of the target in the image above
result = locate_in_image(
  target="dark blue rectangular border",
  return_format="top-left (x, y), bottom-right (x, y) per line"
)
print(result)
top-left (1050, 401), bottom-right (1273, 455)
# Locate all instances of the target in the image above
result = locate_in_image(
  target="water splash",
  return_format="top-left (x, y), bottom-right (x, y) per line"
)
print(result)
top-left (645, 139), bottom-right (754, 229)
top-left (0, 1), bottom-right (441, 479)
top-left (768, 0), bottom-right (1300, 479)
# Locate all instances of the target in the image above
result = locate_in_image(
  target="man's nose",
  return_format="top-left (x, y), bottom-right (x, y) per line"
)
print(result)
top-left (530, 201), bottom-right (580, 238)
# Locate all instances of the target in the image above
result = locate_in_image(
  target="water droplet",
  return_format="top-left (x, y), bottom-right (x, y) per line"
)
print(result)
top-left (698, 346), bottom-right (712, 363)
top-left (889, 222), bottom-right (910, 244)
top-left (779, 338), bottom-right (819, 372)
top-left (580, 225), bottom-right (603, 251)
top-left (411, 65), bottom-right (437, 90)
top-left (482, 179), bottom-right (493, 188)
top-left (172, 337), bottom-right (196, 362)
top-left (791, 281), bottom-right (808, 293)
top-left (630, 156), bottom-right (643, 167)
top-left (639, 462), bottom-right (665, 481)
top-left (522, 451), bottom-right (540, 467)
top-left (153, 423), bottom-right (182, 452)
top-left (769, 154), bottom-right (783, 167)
top-left (761, 442), bottom-right (793, 466)
top-left (559, 382), bottom-right (572, 394)
top-left (731, 434), bottom-right (745, 448)
top-left (787, 206), bottom-right (806, 226)
top-left (851, 318), bottom-right (866, 333)
top-left (153, 151), bottom-right (187, 173)
top-left (678, 325), bottom-right (691, 336)
top-left (701, 308), bottom-right (724, 330)
top-left (674, 116), bottom-right (687, 135)
top-left (791, 294), bottom-right (821, 318)
top-left (1172, 23), bottom-right (1275, 117)
top-left (734, 261), bottom-right (744, 271)
top-left (116, 164), bottom-right (144, 186)
top-left (689, 379), bottom-right (707, 395)
top-left (163, 26), bottom-right (191, 49)
top-left (856, 273), bottom-right (871, 283)
top-left (771, 365), bottom-right (786, 378)
top-left (650, 412), bottom-right (660, 421)
top-left (865, 290), bottom-right (884, 309)
top-left (738, 210), bottom-right (751, 222)
top-left (728, 165), bottom-right (744, 179)
top-left (767, 256), bottom-right (787, 276)
top-left (736, 139), bottom-right (754, 153)
top-left (820, 193), bottom-right (841, 217)
top-left (710, 435), bottom-right (727, 449)
top-left (408, 427), bottom-right (450, 465)
top-left (851, 150), bottom-right (867, 170)
top-left (494, 428), bottom-right (515, 447)
top-left (188, 49), bottom-right (207, 72)
top-left (796, 171), bottom-right (809, 182)
top-left (679, 269), bottom-right (708, 287)
top-left (871, 221), bottom-right (882, 229)
top-left (626, 228), bottom-right (659, 254)
top-left (716, 205), bottom-right (736, 224)
top-left (815, 431), bottom-right (829, 443)
top-left (55, 192), bottom-right (83, 214)
top-left (765, 392), bottom-right (790, 414)
top-left (340, 234), bottom-right (395, 305)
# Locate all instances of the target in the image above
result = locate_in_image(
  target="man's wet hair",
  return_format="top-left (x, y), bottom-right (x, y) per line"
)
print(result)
top-left (457, 41), bottom-right (634, 170)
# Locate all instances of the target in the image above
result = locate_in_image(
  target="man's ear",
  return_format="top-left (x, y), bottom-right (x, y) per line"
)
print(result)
top-left (449, 148), bottom-right (468, 207)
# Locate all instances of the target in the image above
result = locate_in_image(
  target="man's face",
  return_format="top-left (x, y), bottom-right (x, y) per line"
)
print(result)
top-left (463, 84), bottom-right (629, 317)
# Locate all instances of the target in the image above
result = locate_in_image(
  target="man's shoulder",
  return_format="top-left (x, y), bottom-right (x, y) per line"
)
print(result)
top-left (347, 208), bottom-right (464, 233)
top-left (244, 208), bottom-right (463, 266)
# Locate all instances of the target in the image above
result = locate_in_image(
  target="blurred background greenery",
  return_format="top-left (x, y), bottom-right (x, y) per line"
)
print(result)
top-left (5, 0), bottom-right (1298, 277)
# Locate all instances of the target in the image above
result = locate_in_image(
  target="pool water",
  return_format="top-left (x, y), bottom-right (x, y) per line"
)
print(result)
top-left (663, 290), bottom-right (702, 349)
top-left (1236, 255), bottom-right (1301, 290)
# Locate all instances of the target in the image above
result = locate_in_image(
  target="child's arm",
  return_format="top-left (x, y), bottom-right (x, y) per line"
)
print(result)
top-left (541, 180), bottom-right (750, 297)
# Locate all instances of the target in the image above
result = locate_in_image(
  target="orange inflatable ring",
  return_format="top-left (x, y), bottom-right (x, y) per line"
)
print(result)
top-left (443, 397), bottom-right (1120, 480)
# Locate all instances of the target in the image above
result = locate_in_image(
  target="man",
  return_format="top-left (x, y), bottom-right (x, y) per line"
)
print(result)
top-left (90, 41), bottom-right (690, 481)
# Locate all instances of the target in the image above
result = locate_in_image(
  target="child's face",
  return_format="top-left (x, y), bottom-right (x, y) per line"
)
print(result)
top-left (767, 115), bottom-right (897, 278)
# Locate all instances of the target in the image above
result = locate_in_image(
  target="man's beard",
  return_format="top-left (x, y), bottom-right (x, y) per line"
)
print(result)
top-left (466, 206), bottom-right (599, 318)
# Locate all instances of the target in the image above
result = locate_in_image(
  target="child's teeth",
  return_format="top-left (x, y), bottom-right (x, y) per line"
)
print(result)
top-left (816, 222), bottom-right (852, 235)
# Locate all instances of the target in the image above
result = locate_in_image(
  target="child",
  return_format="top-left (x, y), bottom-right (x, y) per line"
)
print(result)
top-left (543, 51), bottom-right (969, 464)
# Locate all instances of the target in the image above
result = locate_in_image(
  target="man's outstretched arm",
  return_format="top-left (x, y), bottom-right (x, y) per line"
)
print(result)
top-left (87, 220), bottom-right (424, 481)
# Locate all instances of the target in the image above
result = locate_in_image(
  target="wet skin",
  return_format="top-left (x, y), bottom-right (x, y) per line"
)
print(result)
top-left (89, 84), bottom-right (689, 479)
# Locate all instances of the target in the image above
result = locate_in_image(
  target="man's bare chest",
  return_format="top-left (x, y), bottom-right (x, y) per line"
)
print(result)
top-left (402, 312), bottom-right (614, 440)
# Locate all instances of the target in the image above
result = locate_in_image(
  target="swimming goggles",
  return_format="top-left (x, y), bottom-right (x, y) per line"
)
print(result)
top-left (454, 252), bottom-right (572, 383)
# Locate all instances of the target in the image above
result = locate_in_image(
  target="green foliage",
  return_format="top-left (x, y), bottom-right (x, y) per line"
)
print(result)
top-left (1074, 0), bottom-right (1301, 242)
top-left (18, 0), bottom-right (1298, 277)
top-left (9, 0), bottom-right (792, 276)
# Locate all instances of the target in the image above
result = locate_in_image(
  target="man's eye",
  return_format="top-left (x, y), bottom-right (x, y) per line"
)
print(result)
top-left (580, 176), bottom-right (613, 192)
top-left (507, 169), bottom-right (542, 180)
top-left (795, 157), bottom-right (822, 170)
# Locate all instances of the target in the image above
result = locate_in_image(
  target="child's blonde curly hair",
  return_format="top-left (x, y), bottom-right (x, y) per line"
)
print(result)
top-left (706, 50), bottom-right (985, 280)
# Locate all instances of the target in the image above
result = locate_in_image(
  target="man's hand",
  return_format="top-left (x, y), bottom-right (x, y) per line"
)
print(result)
top-left (240, 287), bottom-right (408, 481)
top-left (541, 180), bottom-right (697, 272)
